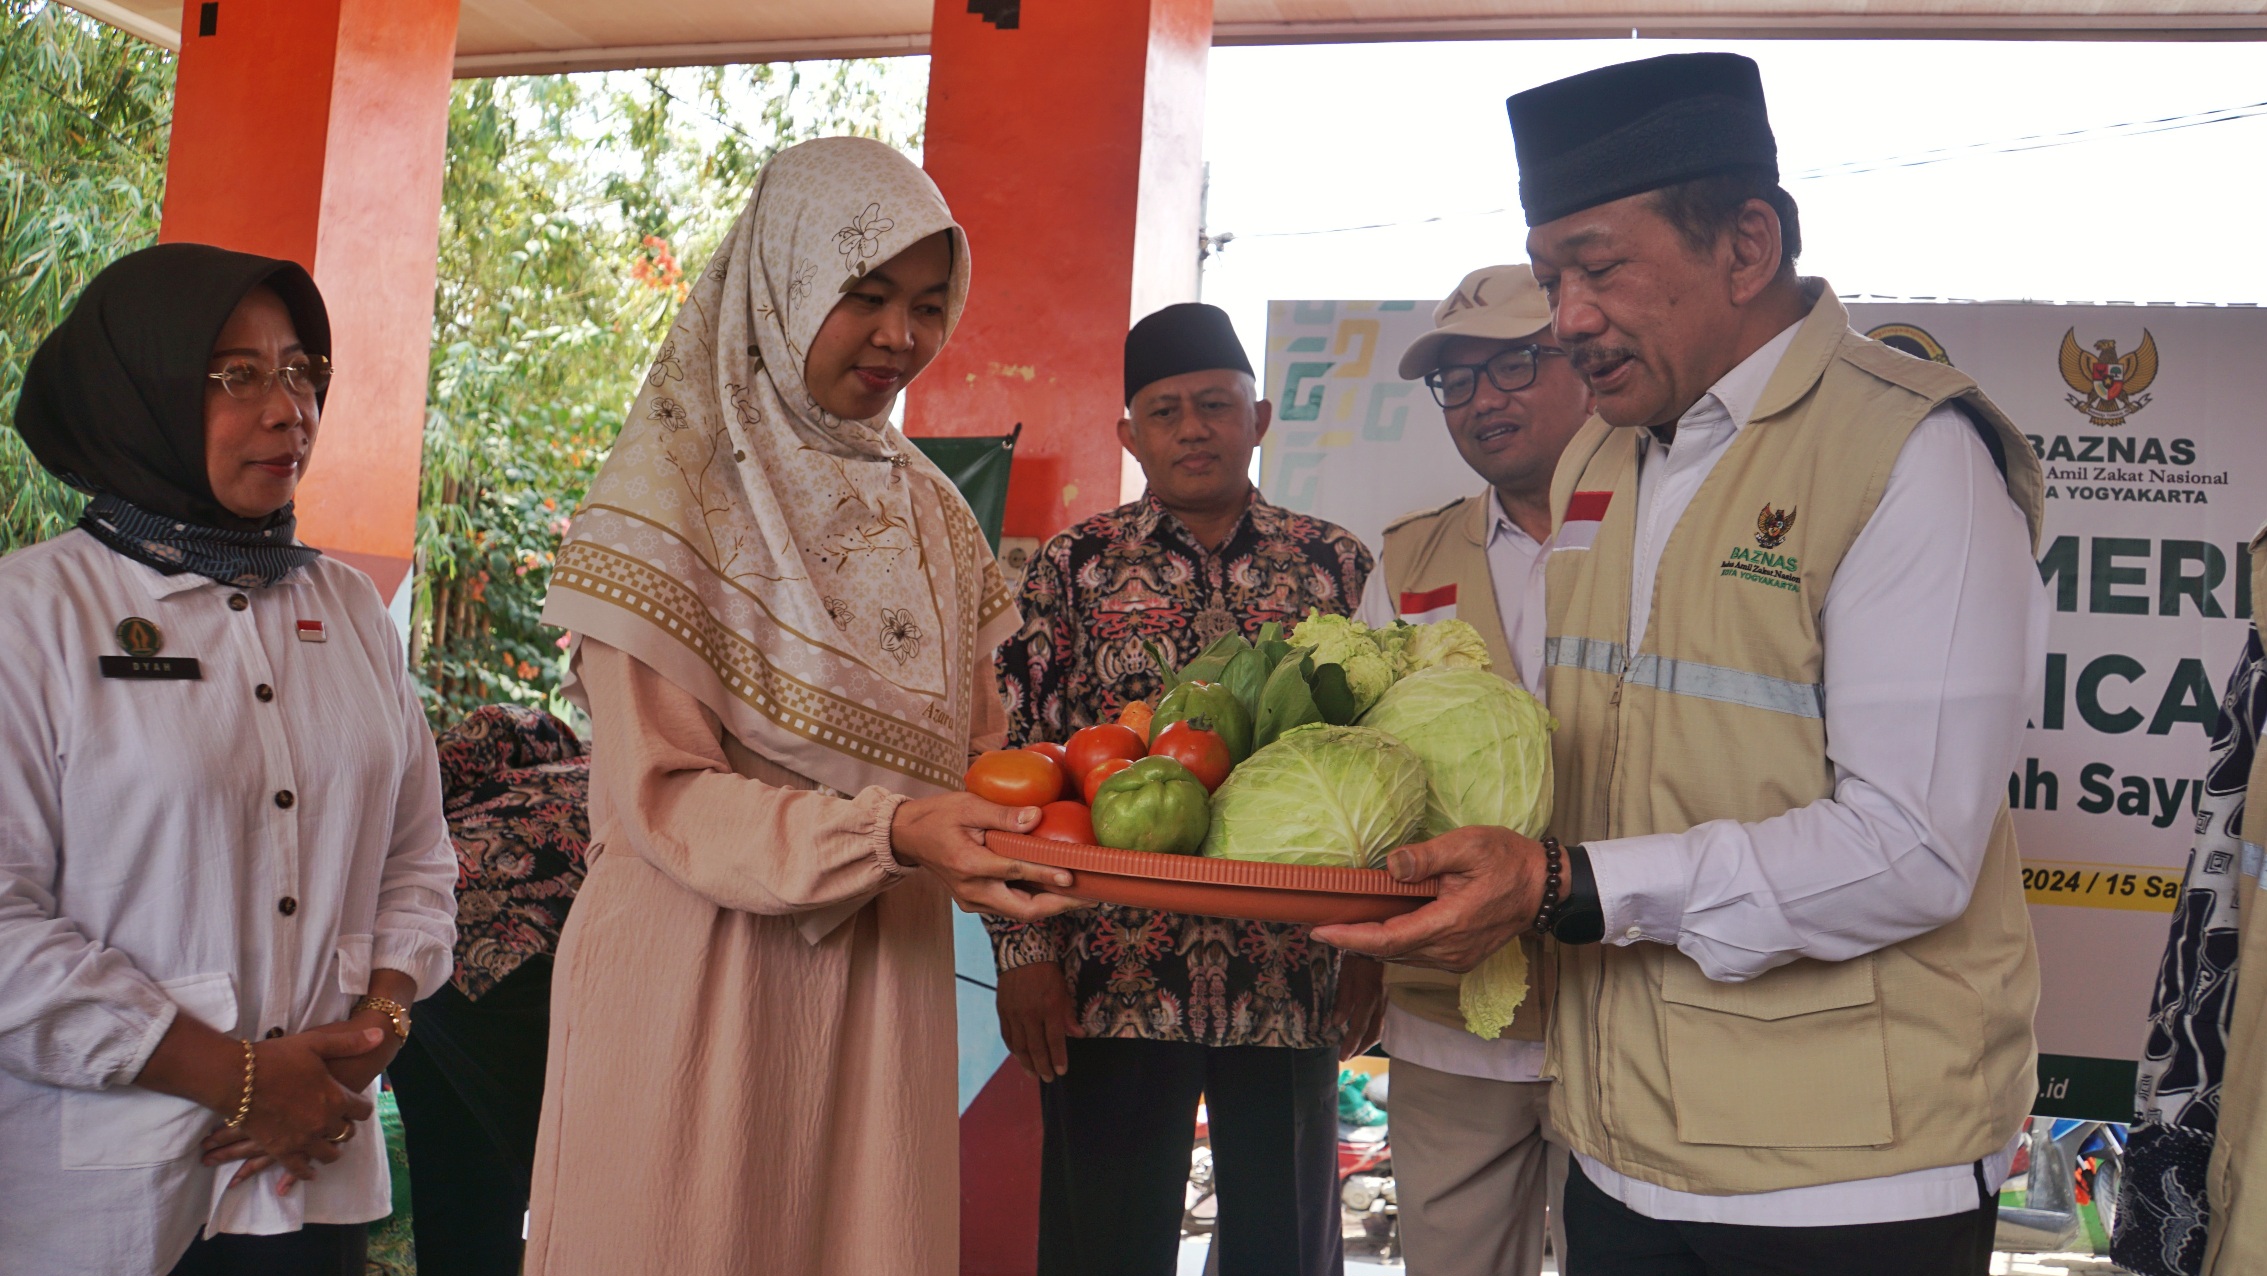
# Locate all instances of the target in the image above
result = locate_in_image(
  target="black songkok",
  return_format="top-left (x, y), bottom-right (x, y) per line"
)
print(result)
top-left (1506, 52), bottom-right (1777, 227)
top-left (1123, 302), bottom-right (1254, 406)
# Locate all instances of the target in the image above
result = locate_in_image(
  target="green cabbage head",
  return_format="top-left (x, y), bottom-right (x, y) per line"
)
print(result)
top-left (1400, 618), bottom-right (1492, 676)
top-left (1360, 668), bottom-right (1557, 1039)
top-left (1200, 724), bottom-right (1428, 868)
top-left (1289, 612), bottom-right (1397, 716)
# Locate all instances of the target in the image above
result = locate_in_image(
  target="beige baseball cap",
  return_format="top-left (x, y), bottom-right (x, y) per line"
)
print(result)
top-left (1396, 264), bottom-right (1555, 380)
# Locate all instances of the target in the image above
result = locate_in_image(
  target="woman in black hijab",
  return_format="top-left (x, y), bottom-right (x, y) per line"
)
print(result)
top-left (0, 244), bottom-right (457, 1276)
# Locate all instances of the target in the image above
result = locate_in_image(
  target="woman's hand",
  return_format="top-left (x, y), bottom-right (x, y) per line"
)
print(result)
top-left (889, 793), bottom-right (1086, 922)
top-left (198, 1024), bottom-right (381, 1191)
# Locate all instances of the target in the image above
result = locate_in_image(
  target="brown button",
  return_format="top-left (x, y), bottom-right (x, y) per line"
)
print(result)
top-left (273, 790), bottom-right (295, 809)
top-left (264, 1027), bottom-right (284, 1039)
top-left (228, 594), bottom-right (249, 612)
top-left (255, 684), bottom-right (274, 703)
top-left (278, 896), bottom-right (298, 916)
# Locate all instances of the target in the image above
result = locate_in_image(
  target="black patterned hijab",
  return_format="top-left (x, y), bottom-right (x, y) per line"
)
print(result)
top-left (13, 243), bottom-right (331, 585)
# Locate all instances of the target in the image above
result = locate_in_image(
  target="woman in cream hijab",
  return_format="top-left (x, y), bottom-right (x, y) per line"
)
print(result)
top-left (527, 138), bottom-right (1078, 1275)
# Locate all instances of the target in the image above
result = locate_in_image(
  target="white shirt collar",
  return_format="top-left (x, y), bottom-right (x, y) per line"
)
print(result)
top-left (1660, 318), bottom-right (1806, 448)
top-left (1485, 488), bottom-right (1542, 550)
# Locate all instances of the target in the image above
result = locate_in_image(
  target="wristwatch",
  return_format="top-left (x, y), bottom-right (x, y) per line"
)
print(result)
top-left (354, 994), bottom-right (412, 1042)
top-left (1549, 844), bottom-right (1606, 945)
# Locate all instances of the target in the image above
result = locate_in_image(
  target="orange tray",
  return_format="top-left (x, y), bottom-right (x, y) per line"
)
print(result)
top-left (989, 832), bottom-right (1437, 925)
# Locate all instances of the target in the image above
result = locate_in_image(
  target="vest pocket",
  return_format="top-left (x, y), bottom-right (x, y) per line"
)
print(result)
top-left (1658, 954), bottom-right (1894, 1149)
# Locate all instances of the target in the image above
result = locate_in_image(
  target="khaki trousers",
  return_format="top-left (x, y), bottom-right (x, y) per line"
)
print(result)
top-left (1390, 1060), bottom-right (1566, 1276)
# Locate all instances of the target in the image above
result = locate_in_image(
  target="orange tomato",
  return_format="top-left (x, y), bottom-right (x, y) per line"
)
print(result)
top-left (1023, 741), bottom-right (1069, 770)
top-left (964, 749), bottom-right (1064, 808)
top-left (1148, 720), bottom-right (1233, 792)
top-left (1080, 757), bottom-right (1135, 804)
top-left (1116, 700), bottom-right (1155, 738)
top-left (1065, 723), bottom-right (1146, 785)
top-left (1031, 800), bottom-right (1095, 845)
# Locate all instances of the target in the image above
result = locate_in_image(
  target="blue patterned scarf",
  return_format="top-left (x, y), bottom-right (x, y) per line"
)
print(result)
top-left (78, 491), bottom-right (319, 589)
top-left (2116, 622), bottom-right (2266, 1275)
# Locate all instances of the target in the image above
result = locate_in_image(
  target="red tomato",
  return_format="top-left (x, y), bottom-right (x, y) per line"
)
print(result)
top-left (1080, 757), bottom-right (1135, 804)
top-left (964, 749), bottom-right (1063, 807)
top-left (1064, 723), bottom-right (1146, 784)
top-left (1148, 720), bottom-right (1233, 792)
top-left (1022, 741), bottom-right (1069, 770)
top-left (1116, 700), bottom-right (1155, 737)
top-left (1031, 800), bottom-right (1095, 845)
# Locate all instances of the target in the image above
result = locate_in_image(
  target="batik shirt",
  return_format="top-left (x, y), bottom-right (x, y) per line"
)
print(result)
top-left (436, 705), bottom-right (592, 1000)
top-left (987, 491), bottom-right (1372, 1048)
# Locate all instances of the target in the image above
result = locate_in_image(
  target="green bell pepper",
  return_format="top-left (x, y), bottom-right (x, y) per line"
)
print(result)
top-left (1091, 756), bottom-right (1212, 855)
top-left (1152, 680), bottom-right (1254, 763)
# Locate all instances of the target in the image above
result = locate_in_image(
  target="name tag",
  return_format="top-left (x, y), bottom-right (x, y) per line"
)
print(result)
top-left (100, 656), bottom-right (203, 681)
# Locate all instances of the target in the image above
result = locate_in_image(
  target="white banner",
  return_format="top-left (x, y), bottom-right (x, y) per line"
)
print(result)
top-left (1262, 297), bottom-right (2267, 1118)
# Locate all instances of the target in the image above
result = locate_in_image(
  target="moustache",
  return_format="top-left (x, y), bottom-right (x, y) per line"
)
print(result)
top-left (1566, 341), bottom-right (1639, 378)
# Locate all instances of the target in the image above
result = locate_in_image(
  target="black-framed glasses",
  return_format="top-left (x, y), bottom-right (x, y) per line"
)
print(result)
top-left (1423, 344), bottom-right (1564, 409)
top-left (206, 355), bottom-right (333, 401)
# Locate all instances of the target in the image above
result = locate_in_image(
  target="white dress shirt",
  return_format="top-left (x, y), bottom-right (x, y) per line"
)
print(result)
top-left (1568, 322), bottom-right (2046, 1224)
top-left (0, 531), bottom-right (457, 1275)
top-left (1359, 490), bottom-right (1552, 1083)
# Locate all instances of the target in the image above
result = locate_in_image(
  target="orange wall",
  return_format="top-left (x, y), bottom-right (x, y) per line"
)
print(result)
top-left (912, 0), bottom-right (1213, 542)
top-left (160, 0), bottom-right (460, 602)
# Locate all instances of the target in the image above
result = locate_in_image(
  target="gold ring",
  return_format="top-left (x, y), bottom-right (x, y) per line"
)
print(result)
top-left (327, 1124), bottom-right (354, 1144)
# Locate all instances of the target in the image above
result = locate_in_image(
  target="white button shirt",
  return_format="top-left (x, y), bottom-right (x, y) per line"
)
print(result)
top-left (1360, 490), bottom-right (1554, 1083)
top-left (0, 530), bottom-right (456, 1275)
top-left (1569, 323), bottom-right (2047, 1224)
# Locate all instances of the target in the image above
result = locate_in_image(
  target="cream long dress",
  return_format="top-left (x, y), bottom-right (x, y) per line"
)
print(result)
top-left (525, 639), bottom-right (1003, 1275)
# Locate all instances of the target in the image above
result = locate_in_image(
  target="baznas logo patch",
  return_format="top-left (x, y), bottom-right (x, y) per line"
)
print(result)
top-left (1755, 504), bottom-right (1797, 550)
top-left (2058, 327), bottom-right (2158, 428)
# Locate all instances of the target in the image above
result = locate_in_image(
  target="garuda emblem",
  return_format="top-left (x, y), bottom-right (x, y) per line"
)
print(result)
top-left (1755, 504), bottom-right (1797, 550)
top-left (2059, 328), bottom-right (2158, 427)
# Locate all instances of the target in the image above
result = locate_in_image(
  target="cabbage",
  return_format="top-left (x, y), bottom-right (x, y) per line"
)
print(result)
top-left (1400, 618), bottom-right (1492, 675)
top-left (1360, 668), bottom-right (1555, 838)
top-left (1289, 613), bottom-right (1397, 716)
top-left (1200, 724), bottom-right (1428, 868)
top-left (1360, 668), bottom-right (1557, 1037)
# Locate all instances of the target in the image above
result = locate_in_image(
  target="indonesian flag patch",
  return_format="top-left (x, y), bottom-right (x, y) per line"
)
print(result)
top-left (296, 619), bottom-right (327, 643)
top-left (1557, 490), bottom-right (1614, 551)
top-left (1397, 583), bottom-right (1458, 625)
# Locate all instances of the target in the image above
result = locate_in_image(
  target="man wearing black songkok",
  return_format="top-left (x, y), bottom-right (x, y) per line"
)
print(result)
top-left (1315, 53), bottom-right (2048, 1275)
top-left (988, 303), bottom-right (1385, 1276)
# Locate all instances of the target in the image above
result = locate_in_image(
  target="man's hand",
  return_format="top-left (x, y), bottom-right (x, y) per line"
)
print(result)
top-left (1328, 954), bottom-right (1387, 1061)
top-left (890, 793), bottom-right (1086, 922)
top-left (1312, 826), bottom-right (1548, 971)
top-left (997, 960), bottom-right (1082, 1081)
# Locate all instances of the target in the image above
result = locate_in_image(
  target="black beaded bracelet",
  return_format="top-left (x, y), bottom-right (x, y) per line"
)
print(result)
top-left (1532, 836), bottom-right (1565, 934)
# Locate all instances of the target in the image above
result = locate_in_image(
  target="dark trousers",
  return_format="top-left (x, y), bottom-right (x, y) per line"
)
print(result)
top-left (1038, 1037), bottom-right (1342, 1276)
top-left (166, 1223), bottom-right (366, 1276)
top-left (387, 956), bottom-right (553, 1276)
top-left (1563, 1158), bottom-right (1997, 1276)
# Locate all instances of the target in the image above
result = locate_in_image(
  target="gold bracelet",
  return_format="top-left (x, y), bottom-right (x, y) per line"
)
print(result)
top-left (226, 1039), bottom-right (256, 1129)
top-left (354, 994), bottom-right (411, 1042)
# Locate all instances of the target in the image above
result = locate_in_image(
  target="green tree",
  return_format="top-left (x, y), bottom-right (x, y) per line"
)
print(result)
top-left (0, 0), bottom-right (172, 547)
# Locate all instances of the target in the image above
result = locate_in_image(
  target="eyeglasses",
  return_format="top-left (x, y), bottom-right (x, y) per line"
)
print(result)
top-left (1423, 344), bottom-right (1564, 409)
top-left (206, 356), bottom-right (333, 402)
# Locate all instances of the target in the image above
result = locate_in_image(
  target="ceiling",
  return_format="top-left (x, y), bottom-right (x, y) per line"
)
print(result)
top-left (63, 0), bottom-right (2267, 75)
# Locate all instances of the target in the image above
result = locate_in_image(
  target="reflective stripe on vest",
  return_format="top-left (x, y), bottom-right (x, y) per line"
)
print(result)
top-left (1543, 636), bottom-right (1825, 720)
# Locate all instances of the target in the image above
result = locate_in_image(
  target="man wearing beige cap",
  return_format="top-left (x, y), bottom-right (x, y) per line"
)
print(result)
top-left (1354, 263), bottom-right (1591, 1276)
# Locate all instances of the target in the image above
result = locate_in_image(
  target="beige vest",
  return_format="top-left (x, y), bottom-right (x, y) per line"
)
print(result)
top-left (1378, 492), bottom-right (1549, 1043)
top-left (1541, 286), bottom-right (2047, 1193)
top-left (2204, 524), bottom-right (2267, 1273)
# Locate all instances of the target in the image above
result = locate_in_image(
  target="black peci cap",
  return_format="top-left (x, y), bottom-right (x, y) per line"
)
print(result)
top-left (1123, 302), bottom-right (1255, 406)
top-left (1506, 52), bottom-right (1777, 227)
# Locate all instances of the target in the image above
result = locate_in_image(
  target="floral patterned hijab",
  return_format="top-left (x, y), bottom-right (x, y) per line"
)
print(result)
top-left (544, 137), bottom-right (1014, 798)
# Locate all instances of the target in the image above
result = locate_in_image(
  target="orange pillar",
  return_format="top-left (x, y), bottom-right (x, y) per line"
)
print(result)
top-left (918, 7), bottom-right (1214, 1272)
top-left (910, 0), bottom-right (1213, 543)
top-left (160, 0), bottom-right (460, 609)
